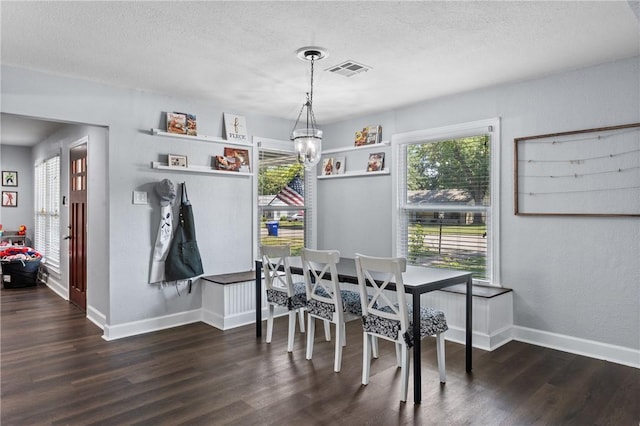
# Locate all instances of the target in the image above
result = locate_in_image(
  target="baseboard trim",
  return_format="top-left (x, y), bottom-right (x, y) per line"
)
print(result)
top-left (86, 305), bottom-right (106, 330)
top-left (201, 306), bottom-right (288, 331)
top-left (46, 281), bottom-right (68, 301)
top-left (444, 324), bottom-right (513, 351)
top-left (102, 309), bottom-right (201, 341)
top-left (513, 326), bottom-right (639, 369)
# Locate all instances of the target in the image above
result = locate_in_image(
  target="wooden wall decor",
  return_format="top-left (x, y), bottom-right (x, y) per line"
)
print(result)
top-left (514, 123), bottom-right (640, 216)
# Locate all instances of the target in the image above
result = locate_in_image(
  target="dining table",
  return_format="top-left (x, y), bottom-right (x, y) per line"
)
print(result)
top-left (254, 256), bottom-right (473, 404)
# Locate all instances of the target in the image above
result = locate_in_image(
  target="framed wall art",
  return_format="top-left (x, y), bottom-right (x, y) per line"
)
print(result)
top-left (2, 171), bottom-right (18, 187)
top-left (2, 191), bottom-right (18, 207)
top-left (514, 122), bottom-right (640, 216)
top-left (168, 154), bottom-right (188, 168)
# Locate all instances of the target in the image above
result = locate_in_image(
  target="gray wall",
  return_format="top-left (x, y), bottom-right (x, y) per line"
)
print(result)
top-left (318, 56), bottom-right (640, 351)
top-left (2, 55), bottom-right (638, 354)
top-left (0, 145), bottom-right (34, 240)
top-left (2, 64), bottom-right (292, 326)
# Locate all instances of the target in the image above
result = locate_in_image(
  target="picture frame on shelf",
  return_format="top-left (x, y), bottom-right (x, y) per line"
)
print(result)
top-left (322, 157), bottom-right (334, 176)
top-left (2, 171), bottom-right (18, 187)
top-left (366, 152), bottom-right (385, 172)
top-left (166, 112), bottom-right (187, 135)
top-left (185, 113), bottom-right (197, 136)
top-left (223, 147), bottom-right (251, 172)
top-left (2, 191), bottom-right (18, 207)
top-left (333, 156), bottom-right (346, 174)
top-left (223, 113), bottom-right (248, 142)
top-left (213, 155), bottom-right (240, 172)
top-left (168, 154), bottom-right (188, 168)
top-left (354, 125), bottom-right (382, 146)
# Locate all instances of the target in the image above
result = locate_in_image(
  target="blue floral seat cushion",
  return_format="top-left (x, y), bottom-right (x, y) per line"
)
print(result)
top-left (306, 290), bottom-right (363, 320)
top-left (361, 305), bottom-right (448, 348)
top-left (266, 281), bottom-right (307, 310)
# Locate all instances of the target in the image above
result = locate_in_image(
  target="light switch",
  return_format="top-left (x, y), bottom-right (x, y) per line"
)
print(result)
top-left (133, 191), bottom-right (148, 205)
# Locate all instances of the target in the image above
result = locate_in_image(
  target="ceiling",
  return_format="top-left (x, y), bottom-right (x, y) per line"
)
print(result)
top-left (1, 1), bottom-right (639, 146)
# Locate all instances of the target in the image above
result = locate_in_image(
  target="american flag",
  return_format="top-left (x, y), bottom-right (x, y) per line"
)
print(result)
top-left (275, 175), bottom-right (304, 206)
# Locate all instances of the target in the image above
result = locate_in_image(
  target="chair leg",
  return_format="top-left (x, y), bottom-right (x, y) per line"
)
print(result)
top-left (287, 311), bottom-right (297, 352)
top-left (266, 304), bottom-right (275, 343)
top-left (395, 342), bottom-right (402, 367)
top-left (323, 320), bottom-right (331, 341)
top-left (334, 320), bottom-right (343, 372)
top-left (298, 309), bottom-right (305, 333)
top-left (340, 321), bottom-right (347, 347)
top-left (362, 333), bottom-right (372, 385)
top-left (436, 333), bottom-right (446, 383)
top-left (400, 343), bottom-right (409, 402)
top-left (372, 336), bottom-right (379, 359)
top-left (306, 314), bottom-right (315, 360)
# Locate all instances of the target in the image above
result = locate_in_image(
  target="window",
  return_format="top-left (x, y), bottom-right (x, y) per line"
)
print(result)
top-left (34, 155), bottom-right (61, 273)
top-left (394, 119), bottom-right (500, 284)
top-left (257, 140), bottom-right (312, 255)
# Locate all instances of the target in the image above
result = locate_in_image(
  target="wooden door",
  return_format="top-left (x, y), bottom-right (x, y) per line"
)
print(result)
top-left (69, 144), bottom-right (87, 310)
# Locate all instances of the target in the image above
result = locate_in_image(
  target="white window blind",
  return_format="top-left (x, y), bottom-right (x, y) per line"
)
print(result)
top-left (34, 155), bottom-right (61, 272)
top-left (396, 119), bottom-right (500, 284)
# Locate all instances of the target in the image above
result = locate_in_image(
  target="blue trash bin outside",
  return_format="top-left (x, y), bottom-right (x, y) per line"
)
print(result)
top-left (266, 221), bottom-right (279, 237)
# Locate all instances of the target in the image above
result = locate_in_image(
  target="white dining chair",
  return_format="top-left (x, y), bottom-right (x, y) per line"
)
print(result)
top-left (355, 253), bottom-right (448, 402)
top-left (261, 244), bottom-right (306, 352)
top-left (301, 248), bottom-right (363, 372)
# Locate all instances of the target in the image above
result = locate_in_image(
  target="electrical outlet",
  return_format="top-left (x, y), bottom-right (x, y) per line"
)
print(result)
top-left (133, 191), bottom-right (148, 205)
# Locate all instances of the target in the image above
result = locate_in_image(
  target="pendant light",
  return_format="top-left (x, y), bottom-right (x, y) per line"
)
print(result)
top-left (291, 47), bottom-right (327, 169)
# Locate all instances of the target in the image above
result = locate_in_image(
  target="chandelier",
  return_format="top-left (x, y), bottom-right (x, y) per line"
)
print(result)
top-left (291, 47), bottom-right (327, 169)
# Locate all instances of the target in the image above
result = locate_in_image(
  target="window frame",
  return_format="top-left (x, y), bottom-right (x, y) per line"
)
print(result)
top-left (34, 154), bottom-right (61, 273)
top-left (391, 118), bottom-right (501, 286)
top-left (253, 136), bottom-right (316, 259)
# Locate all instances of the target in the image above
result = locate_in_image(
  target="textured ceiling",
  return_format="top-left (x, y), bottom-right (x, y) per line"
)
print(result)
top-left (1, 1), bottom-right (639, 145)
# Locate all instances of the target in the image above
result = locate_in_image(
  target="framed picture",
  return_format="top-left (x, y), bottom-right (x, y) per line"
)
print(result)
top-left (354, 125), bottom-right (382, 147)
top-left (2, 191), bottom-right (18, 207)
top-left (2, 171), bottom-right (18, 187)
top-left (223, 113), bottom-right (248, 141)
top-left (166, 112), bottom-right (187, 135)
top-left (367, 152), bottom-right (385, 172)
top-left (213, 155), bottom-right (239, 171)
top-left (168, 154), bottom-right (188, 168)
top-left (322, 157), bottom-right (334, 176)
top-left (334, 156), bottom-right (346, 174)
top-left (223, 147), bottom-right (250, 172)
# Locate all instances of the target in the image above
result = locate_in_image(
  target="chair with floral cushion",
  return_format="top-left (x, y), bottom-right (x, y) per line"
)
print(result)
top-left (301, 248), bottom-right (363, 372)
top-left (355, 253), bottom-right (448, 402)
top-left (261, 244), bottom-right (307, 352)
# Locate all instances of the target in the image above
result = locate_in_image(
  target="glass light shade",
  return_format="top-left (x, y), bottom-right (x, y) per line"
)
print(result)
top-left (292, 128), bottom-right (323, 169)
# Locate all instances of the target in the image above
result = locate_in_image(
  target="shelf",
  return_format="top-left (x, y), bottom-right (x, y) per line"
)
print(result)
top-left (151, 162), bottom-right (252, 177)
top-left (322, 141), bottom-right (390, 155)
top-left (150, 129), bottom-right (252, 147)
top-left (317, 169), bottom-right (390, 179)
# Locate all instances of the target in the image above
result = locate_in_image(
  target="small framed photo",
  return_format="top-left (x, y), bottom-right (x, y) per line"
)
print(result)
top-left (168, 154), bottom-right (188, 168)
top-left (2, 191), bottom-right (18, 207)
top-left (2, 171), bottom-right (18, 187)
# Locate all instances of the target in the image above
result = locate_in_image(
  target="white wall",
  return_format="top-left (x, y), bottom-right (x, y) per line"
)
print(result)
top-left (318, 56), bottom-right (640, 354)
top-left (2, 56), bottom-right (638, 360)
top-left (2, 65), bottom-right (292, 332)
top-left (0, 145), bottom-right (34, 239)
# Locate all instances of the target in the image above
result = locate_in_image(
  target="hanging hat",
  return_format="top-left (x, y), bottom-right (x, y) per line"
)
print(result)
top-left (155, 179), bottom-right (176, 206)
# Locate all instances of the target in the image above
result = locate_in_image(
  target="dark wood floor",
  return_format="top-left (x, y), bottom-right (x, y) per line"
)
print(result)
top-left (2, 284), bottom-right (638, 425)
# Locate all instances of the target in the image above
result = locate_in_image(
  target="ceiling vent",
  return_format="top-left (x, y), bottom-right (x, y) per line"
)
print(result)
top-left (325, 60), bottom-right (372, 77)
